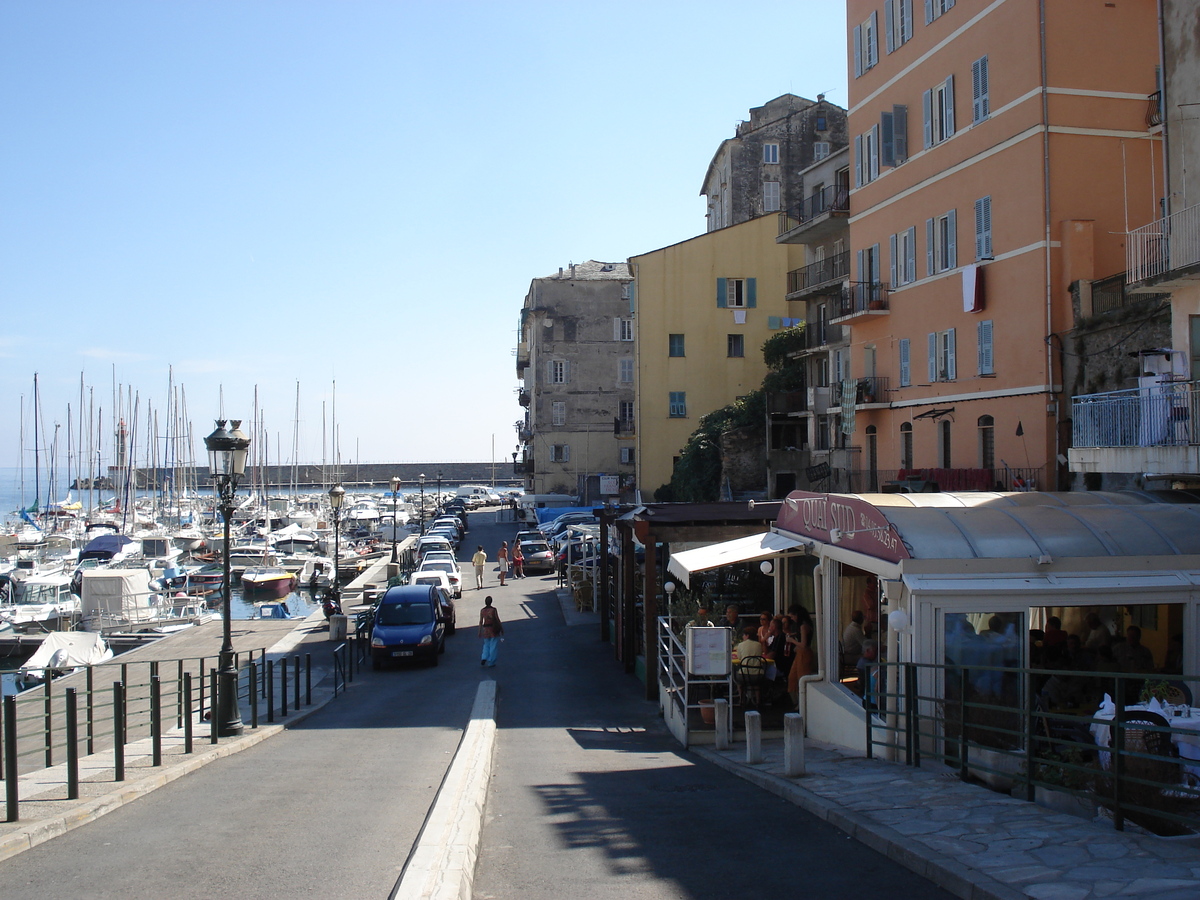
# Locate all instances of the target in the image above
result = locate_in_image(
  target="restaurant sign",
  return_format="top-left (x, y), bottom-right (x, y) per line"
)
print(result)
top-left (775, 491), bottom-right (910, 563)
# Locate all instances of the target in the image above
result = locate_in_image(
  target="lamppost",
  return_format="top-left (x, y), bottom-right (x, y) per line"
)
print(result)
top-left (204, 418), bottom-right (250, 738)
top-left (389, 476), bottom-right (401, 565)
top-left (418, 473), bottom-right (425, 535)
top-left (328, 484), bottom-right (345, 607)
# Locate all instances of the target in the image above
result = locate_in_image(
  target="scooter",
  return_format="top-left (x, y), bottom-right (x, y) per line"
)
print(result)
top-left (322, 590), bottom-right (343, 620)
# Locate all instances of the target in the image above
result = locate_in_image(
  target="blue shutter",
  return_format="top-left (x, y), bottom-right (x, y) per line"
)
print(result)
top-left (944, 75), bottom-right (955, 136)
top-left (885, 0), bottom-right (895, 53)
top-left (926, 218), bottom-right (935, 275)
top-left (893, 104), bottom-right (908, 164)
top-left (905, 226), bottom-right (917, 283)
top-left (928, 332), bottom-right (938, 382)
top-left (854, 134), bottom-right (863, 187)
top-left (923, 89), bottom-right (933, 149)
top-left (977, 320), bottom-right (994, 375)
top-left (946, 209), bottom-right (957, 269)
top-left (853, 24), bottom-right (863, 77)
top-left (946, 329), bottom-right (957, 380)
top-left (746, 278), bottom-right (757, 307)
top-left (881, 111), bottom-right (895, 167)
top-left (716, 277), bottom-right (727, 308)
top-left (889, 232), bottom-right (898, 287)
top-left (899, 338), bottom-right (911, 386)
top-left (767, 316), bottom-right (781, 330)
top-left (925, 0), bottom-right (934, 24)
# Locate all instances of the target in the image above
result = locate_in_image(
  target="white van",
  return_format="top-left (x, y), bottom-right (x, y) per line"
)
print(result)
top-left (456, 485), bottom-right (500, 507)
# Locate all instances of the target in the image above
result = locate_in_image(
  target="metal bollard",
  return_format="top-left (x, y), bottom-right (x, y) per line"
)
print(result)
top-left (267, 660), bottom-right (275, 724)
top-left (177, 659), bottom-right (185, 728)
top-left (43, 678), bottom-right (53, 768)
top-left (86, 665), bottom-right (95, 755)
top-left (150, 675), bottom-right (162, 767)
top-left (209, 670), bottom-right (218, 745)
top-left (281, 657), bottom-right (289, 716)
top-left (745, 711), bottom-right (762, 765)
top-left (249, 662), bottom-right (259, 729)
top-left (294, 654), bottom-right (300, 711)
top-left (714, 699), bottom-right (731, 750)
top-left (113, 682), bottom-right (125, 782)
top-left (305, 653), bottom-right (312, 706)
top-left (4, 695), bottom-right (18, 822)
top-left (66, 688), bottom-right (79, 799)
top-left (784, 713), bottom-right (806, 777)
top-left (183, 672), bottom-right (193, 754)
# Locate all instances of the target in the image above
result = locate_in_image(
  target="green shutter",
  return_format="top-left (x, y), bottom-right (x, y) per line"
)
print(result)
top-left (767, 316), bottom-right (781, 330)
top-left (716, 278), bottom-right (727, 308)
top-left (746, 278), bottom-right (757, 307)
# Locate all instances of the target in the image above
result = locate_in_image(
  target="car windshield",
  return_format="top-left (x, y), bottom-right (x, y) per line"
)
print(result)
top-left (521, 541), bottom-right (550, 554)
top-left (420, 562), bottom-right (454, 574)
top-left (377, 603), bottom-right (432, 626)
top-left (412, 576), bottom-right (444, 586)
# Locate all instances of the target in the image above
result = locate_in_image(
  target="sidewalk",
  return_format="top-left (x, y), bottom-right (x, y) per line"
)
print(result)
top-left (0, 609), bottom-right (342, 862)
top-left (696, 735), bottom-right (1200, 900)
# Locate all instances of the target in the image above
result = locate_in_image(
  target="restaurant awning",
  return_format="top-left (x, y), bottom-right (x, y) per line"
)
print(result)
top-left (666, 531), bottom-right (805, 588)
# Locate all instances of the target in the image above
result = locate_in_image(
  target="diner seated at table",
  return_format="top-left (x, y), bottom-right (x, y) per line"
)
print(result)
top-left (735, 627), bottom-right (763, 668)
top-left (1113, 625), bottom-right (1156, 674)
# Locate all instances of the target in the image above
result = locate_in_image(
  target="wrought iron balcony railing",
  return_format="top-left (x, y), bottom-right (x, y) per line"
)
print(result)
top-left (1072, 381), bottom-right (1200, 448)
top-left (1127, 203), bottom-right (1200, 285)
top-left (778, 185), bottom-right (851, 235)
top-left (787, 251), bottom-right (850, 295)
top-left (833, 282), bottom-right (890, 319)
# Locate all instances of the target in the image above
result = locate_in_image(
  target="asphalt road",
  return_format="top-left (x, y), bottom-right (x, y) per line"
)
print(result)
top-left (471, 515), bottom-right (953, 900)
top-left (0, 509), bottom-right (954, 899)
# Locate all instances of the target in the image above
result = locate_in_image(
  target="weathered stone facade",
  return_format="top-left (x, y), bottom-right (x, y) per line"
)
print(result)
top-left (515, 261), bottom-right (636, 503)
top-left (701, 94), bottom-right (849, 231)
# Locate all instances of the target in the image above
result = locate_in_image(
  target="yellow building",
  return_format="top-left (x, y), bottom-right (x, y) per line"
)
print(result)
top-left (630, 214), bottom-right (806, 496)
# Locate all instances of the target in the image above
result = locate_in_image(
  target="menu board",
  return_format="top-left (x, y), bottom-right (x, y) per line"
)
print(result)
top-left (686, 626), bottom-right (731, 676)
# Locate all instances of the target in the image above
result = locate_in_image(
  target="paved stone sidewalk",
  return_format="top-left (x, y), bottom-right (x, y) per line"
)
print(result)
top-left (696, 738), bottom-right (1200, 900)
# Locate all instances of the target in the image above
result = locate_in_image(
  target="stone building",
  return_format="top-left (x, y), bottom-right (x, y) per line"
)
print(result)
top-left (701, 94), bottom-right (848, 232)
top-left (514, 261), bottom-right (636, 504)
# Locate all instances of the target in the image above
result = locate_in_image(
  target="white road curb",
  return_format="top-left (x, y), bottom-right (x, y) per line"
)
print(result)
top-left (392, 679), bottom-right (497, 900)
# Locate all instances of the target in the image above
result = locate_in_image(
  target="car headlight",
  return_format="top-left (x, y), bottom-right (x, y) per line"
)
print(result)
top-left (371, 637), bottom-right (385, 648)
top-left (419, 634), bottom-right (433, 645)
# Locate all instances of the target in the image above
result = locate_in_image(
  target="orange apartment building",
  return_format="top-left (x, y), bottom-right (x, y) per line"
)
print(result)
top-left (841, 0), bottom-right (1161, 491)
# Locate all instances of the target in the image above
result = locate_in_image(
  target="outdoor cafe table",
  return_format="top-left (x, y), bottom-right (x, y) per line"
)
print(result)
top-left (1090, 702), bottom-right (1200, 780)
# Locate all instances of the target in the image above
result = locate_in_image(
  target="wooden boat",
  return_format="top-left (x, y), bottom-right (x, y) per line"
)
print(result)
top-left (241, 566), bottom-right (297, 598)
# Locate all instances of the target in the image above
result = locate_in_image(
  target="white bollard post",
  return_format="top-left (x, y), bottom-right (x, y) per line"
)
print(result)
top-left (714, 699), bottom-right (730, 750)
top-left (784, 712), bottom-right (806, 777)
top-left (745, 710), bottom-right (762, 764)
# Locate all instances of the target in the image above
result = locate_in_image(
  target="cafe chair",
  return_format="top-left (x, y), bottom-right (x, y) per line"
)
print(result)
top-left (1111, 711), bottom-right (1180, 785)
top-left (735, 656), bottom-right (766, 710)
top-left (1165, 681), bottom-right (1193, 707)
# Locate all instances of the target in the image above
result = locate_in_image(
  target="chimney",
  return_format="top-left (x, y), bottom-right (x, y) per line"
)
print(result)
top-left (558, 267), bottom-right (563, 279)
top-left (570, 263), bottom-right (576, 279)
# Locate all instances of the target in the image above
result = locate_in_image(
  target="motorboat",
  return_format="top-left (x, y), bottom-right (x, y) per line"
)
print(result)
top-left (17, 632), bottom-right (113, 690)
top-left (0, 570), bottom-right (80, 632)
top-left (241, 566), bottom-right (297, 598)
top-left (251, 600), bottom-right (292, 619)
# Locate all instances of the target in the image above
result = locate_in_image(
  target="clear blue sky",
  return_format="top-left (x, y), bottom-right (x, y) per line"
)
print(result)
top-left (0, 1), bottom-right (847, 477)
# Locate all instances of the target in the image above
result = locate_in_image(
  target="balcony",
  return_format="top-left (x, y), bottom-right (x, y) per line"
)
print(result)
top-left (786, 251), bottom-right (850, 299)
top-left (515, 341), bottom-right (530, 374)
top-left (1147, 90), bottom-right (1163, 128)
top-left (615, 417), bottom-right (636, 436)
top-left (855, 376), bottom-right (889, 407)
top-left (1069, 381), bottom-right (1200, 475)
top-left (1127, 203), bottom-right (1200, 291)
top-left (1085, 272), bottom-right (1169, 317)
top-left (513, 458), bottom-right (533, 475)
top-left (517, 388), bottom-right (530, 407)
top-left (777, 185), bottom-right (850, 244)
top-left (831, 282), bottom-right (890, 323)
top-left (767, 390), bottom-right (808, 415)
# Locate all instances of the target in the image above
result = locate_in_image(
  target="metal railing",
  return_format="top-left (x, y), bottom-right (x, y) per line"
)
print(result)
top-left (657, 616), bottom-right (733, 747)
top-left (787, 251), bottom-right (850, 294)
top-left (834, 282), bottom-right (890, 318)
top-left (1072, 382), bottom-right (1200, 448)
top-left (1088, 272), bottom-right (1169, 316)
top-left (778, 185), bottom-right (851, 234)
top-left (1, 645), bottom-right (345, 823)
top-left (856, 376), bottom-right (889, 404)
top-left (1128, 203), bottom-right (1200, 285)
top-left (845, 467), bottom-right (1043, 493)
top-left (864, 660), bottom-right (1200, 835)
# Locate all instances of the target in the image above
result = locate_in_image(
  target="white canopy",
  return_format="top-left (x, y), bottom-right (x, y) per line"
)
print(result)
top-left (667, 532), bottom-right (805, 588)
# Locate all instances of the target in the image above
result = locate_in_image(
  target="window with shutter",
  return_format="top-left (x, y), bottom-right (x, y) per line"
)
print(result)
top-left (618, 358), bottom-right (634, 383)
top-left (892, 105), bottom-right (908, 164)
top-left (925, 77), bottom-right (955, 147)
top-left (668, 392), bottom-right (687, 418)
top-left (881, 111), bottom-right (895, 167)
top-left (972, 56), bottom-right (990, 122)
top-left (551, 401), bottom-right (566, 426)
top-left (865, 11), bottom-right (878, 69)
top-left (929, 209), bottom-right (957, 274)
top-left (620, 318), bottom-right (634, 341)
top-left (928, 333), bottom-right (938, 382)
top-left (975, 196), bottom-right (992, 259)
top-left (853, 24), bottom-right (863, 77)
top-left (900, 422), bottom-right (913, 469)
top-left (977, 320), bottom-right (994, 375)
top-left (889, 233), bottom-right (898, 287)
top-left (868, 124), bottom-right (879, 181)
top-left (899, 338), bottom-right (911, 386)
top-left (764, 181), bottom-right (781, 212)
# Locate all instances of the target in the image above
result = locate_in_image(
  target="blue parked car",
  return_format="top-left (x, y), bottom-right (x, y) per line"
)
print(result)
top-left (370, 584), bottom-right (448, 669)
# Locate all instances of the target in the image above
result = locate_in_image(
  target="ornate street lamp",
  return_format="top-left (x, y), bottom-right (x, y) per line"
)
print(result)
top-left (204, 418), bottom-right (250, 738)
top-left (389, 476), bottom-right (401, 565)
top-left (328, 484), bottom-right (345, 607)
top-left (418, 473), bottom-right (425, 535)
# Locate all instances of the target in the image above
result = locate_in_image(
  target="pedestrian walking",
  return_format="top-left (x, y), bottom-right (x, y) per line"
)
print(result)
top-left (511, 543), bottom-right (525, 579)
top-left (472, 545), bottom-right (487, 590)
top-left (478, 595), bottom-right (503, 667)
top-left (497, 541), bottom-right (509, 586)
